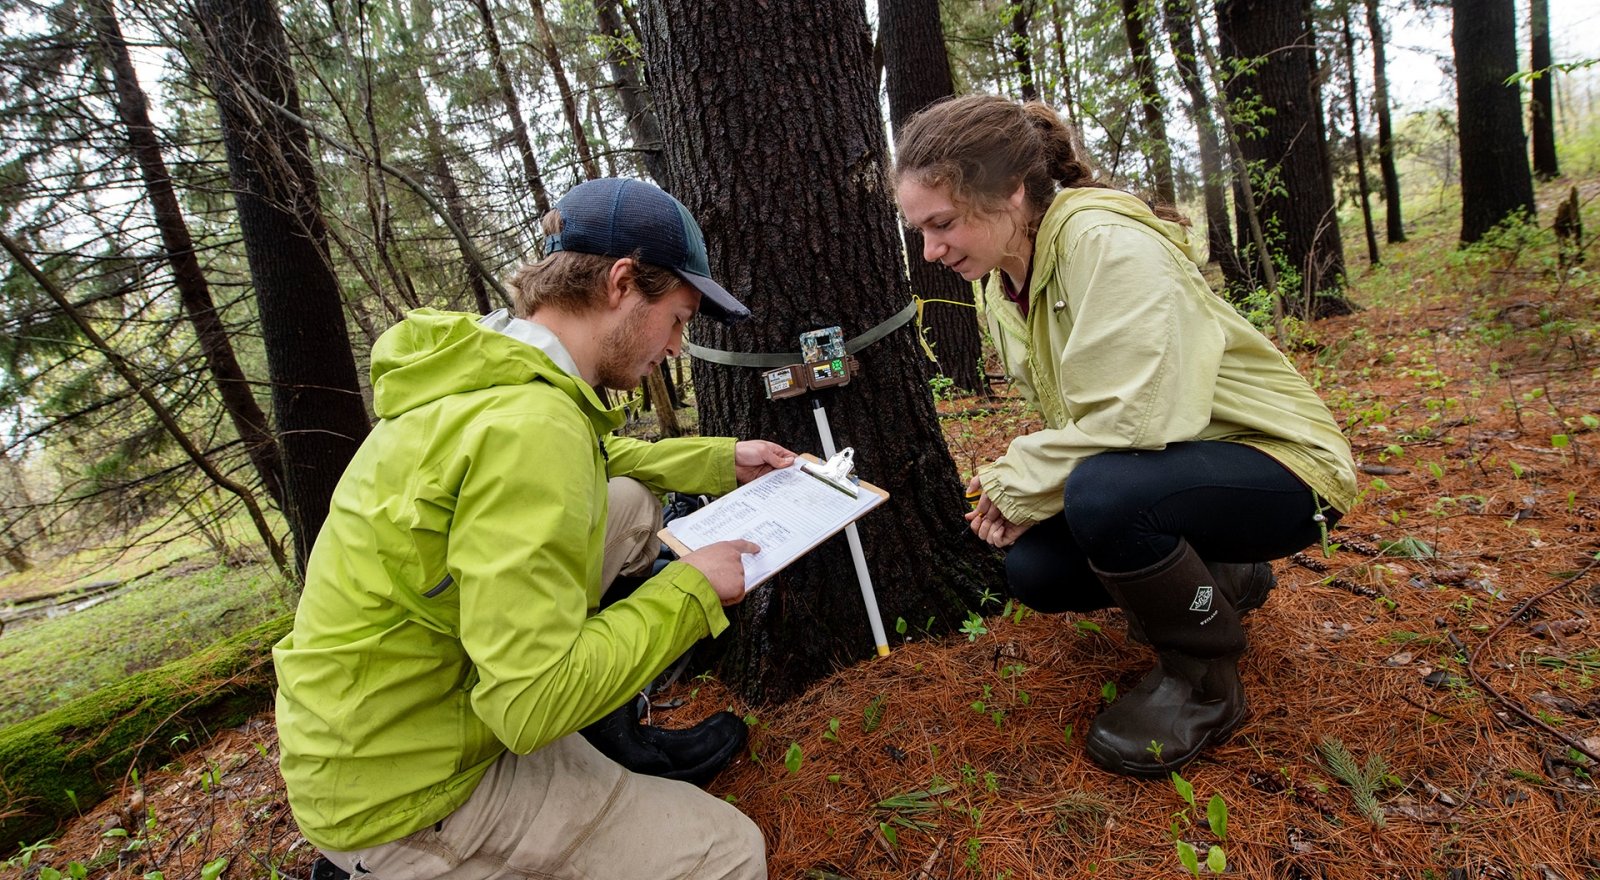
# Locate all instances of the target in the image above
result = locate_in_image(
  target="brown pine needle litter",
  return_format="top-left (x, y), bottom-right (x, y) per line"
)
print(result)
top-left (18, 215), bottom-right (1600, 878)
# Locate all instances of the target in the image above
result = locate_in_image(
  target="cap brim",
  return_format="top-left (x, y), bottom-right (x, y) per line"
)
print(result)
top-left (678, 271), bottom-right (751, 324)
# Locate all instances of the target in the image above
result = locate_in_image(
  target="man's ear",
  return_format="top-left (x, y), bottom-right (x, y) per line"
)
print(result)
top-left (605, 258), bottom-right (637, 309)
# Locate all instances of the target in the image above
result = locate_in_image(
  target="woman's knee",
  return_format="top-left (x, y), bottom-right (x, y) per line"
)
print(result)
top-left (1061, 456), bottom-right (1148, 545)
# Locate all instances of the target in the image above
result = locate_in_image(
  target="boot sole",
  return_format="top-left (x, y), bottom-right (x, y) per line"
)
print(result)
top-left (1084, 704), bottom-right (1248, 779)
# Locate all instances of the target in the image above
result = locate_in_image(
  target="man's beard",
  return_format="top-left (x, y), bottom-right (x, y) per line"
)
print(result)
top-left (593, 303), bottom-right (652, 392)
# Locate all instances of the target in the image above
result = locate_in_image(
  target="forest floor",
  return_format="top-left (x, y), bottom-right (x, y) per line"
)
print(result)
top-left (8, 197), bottom-right (1600, 879)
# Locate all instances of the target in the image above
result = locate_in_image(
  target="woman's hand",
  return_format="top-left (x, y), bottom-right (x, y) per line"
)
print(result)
top-left (734, 440), bottom-right (797, 484)
top-left (964, 475), bottom-right (1031, 548)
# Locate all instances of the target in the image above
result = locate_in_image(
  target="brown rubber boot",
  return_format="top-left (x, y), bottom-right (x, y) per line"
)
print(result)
top-left (1123, 558), bottom-right (1274, 645)
top-left (1087, 540), bottom-right (1249, 778)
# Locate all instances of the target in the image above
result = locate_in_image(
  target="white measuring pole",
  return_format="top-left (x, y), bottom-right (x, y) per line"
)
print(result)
top-left (811, 401), bottom-right (890, 657)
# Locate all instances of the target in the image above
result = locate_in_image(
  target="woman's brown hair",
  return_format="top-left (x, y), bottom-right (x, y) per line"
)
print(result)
top-left (894, 95), bottom-right (1183, 225)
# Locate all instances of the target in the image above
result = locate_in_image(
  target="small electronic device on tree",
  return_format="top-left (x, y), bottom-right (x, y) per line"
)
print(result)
top-left (762, 325), bottom-right (858, 400)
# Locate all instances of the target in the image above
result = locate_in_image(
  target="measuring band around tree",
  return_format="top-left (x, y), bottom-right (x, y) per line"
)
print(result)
top-left (682, 300), bottom-right (918, 369)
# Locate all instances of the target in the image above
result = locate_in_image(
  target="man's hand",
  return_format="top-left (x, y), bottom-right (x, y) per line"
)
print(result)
top-left (734, 439), bottom-right (797, 484)
top-left (964, 475), bottom-right (1031, 548)
top-left (680, 539), bottom-right (761, 605)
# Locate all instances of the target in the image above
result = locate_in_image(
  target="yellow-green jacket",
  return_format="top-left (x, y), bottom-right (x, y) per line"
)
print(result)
top-left (273, 309), bottom-right (736, 851)
top-left (978, 188), bottom-right (1358, 525)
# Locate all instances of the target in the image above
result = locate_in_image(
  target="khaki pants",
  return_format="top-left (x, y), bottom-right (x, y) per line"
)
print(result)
top-left (323, 737), bottom-right (765, 880)
top-left (321, 479), bottom-right (765, 879)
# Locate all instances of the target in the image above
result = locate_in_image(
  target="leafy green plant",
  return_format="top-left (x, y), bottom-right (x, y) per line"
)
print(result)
top-left (784, 742), bottom-right (803, 775)
top-left (822, 717), bottom-right (840, 742)
top-left (960, 611), bottom-right (989, 641)
top-left (1169, 772), bottom-right (1227, 877)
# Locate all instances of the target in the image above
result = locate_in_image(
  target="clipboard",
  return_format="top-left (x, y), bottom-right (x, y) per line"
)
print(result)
top-left (658, 454), bottom-right (889, 591)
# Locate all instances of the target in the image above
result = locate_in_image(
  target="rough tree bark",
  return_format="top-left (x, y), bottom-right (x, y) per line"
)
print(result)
top-left (1121, 0), bottom-right (1175, 204)
top-left (87, 0), bottom-right (288, 515)
top-left (1452, 0), bottom-right (1536, 244)
top-left (1216, 0), bottom-right (1352, 317)
top-left (639, 0), bottom-right (1000, 703)
top-left (880, 0), bottom-right (984, 393)
top-left (1363, 0), bottom-right (1406, 242)
top-left (1528, 0), bottom-right (1558, 180)
top-left (194, 0), bottom-right (371, 572)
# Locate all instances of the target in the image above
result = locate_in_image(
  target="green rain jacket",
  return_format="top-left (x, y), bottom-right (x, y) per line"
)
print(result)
top-left (978, 188), bottom-right (1358, 525)
top-left (273, 309), bottom-right (736, 851)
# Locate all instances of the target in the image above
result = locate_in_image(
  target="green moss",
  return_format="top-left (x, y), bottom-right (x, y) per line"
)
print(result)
top-left (0, 614), bottom-right (292, 853)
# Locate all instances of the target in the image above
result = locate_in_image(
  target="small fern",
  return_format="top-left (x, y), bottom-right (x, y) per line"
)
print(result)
top-left (1317, 737), bottom-right (1390, 828)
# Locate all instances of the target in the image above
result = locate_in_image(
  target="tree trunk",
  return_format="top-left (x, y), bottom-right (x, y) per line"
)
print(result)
top-left (1452, 0), bottom-right (1536, 243)
top-left (1216, 0), bottom-right (1351, 318)
top-left (1162, 0), bottom-right (1241, 285)
top-left (1363, 0), bottom-right (1406, 242)
top-left (471, 0), bottom-right (553, 218)
top-left (595, 0), bottom-right (667, 184)
top-left (87, 0), bottom-right (288, 516)
top-left (1340, 3), bottom-right (1380, 266)
top-left (529, 0), bottom-right (601, 181)
top-left (881, 0), bottom-right (984, 393)
top-left (639, 0), bottom-right (1001, 704)
top-left (1049, 1), bottom-right (1079, 128)
top-left (194, 0), bottom-right (371, 572)
top-left (1122, 0), bottom-right (1175, 205)
top-left (1528, 0), bottom-right (1558, 179)
top-left (1010, 1), bottom-right (1038, 102)
top-left (644, 368), bottom-right (681, 437)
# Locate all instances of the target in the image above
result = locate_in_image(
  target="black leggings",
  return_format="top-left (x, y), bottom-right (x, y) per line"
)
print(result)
top-left (1004, 441), bottom-right (1339, 614)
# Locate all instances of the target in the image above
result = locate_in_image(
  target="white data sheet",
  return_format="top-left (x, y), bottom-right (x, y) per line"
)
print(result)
top-left (660, 463), bottom-right (887, 591)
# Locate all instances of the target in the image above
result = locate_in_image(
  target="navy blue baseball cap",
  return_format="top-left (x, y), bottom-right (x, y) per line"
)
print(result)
top-left (545, 178), bottom-right (751, 324)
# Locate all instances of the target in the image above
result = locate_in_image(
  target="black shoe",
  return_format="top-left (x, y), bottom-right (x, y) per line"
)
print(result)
top-left (580, 698), bottom-right (747, 787)
top-left (310, 858), bottom-right (350, 880)
top-left (1084, 651), bottom-right (1247, 778)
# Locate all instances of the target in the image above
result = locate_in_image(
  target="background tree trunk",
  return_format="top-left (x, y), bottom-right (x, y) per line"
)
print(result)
top-left (88, 0), bottom-right (288, 514)
top-left (881, 0), bottom-right (984, 393)
top-left (1528, 0), bottom-right (1559, 180)
top-left (1010, 1), bottom-right (1038, 102)
top-left (1121, 0), bottom-right (1175, 204)
top-left (1216, 0), bottom-right (1352, 317)
top-left (194, 0), bottom-right (371, 571)
top-left (595, 0), bottom-right (667, 184)
top-left (1364, 0), bottom-right (1406, 243)
top-left (1340, 3), bottom-right (1381, 266)
top-left (639, 0), bottom-right (1000, 704)
top-left (1163, 0), bottom-right (1240, 284)
top-left (1451, 0), bottom-right (1536, 244)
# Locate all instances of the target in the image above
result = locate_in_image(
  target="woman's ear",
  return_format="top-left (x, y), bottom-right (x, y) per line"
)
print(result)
top-left (1008, 180), bottom-right (1027, 211)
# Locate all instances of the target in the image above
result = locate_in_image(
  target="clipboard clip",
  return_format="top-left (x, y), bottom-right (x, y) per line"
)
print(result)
top-left (800, 447), bottom-right (860, 497)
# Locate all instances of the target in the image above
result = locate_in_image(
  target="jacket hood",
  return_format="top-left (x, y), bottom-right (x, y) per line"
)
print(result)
top-left (370, 309), bottom-right (619, 433)
top-left (1037, 188), bottom-right (1207, 267)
